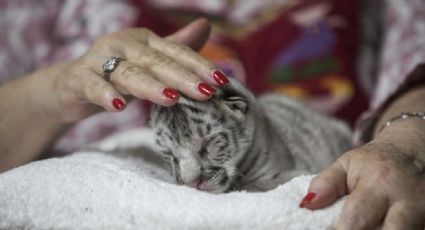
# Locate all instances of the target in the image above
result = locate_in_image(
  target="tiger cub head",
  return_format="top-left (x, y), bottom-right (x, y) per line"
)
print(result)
top-left (149, 79), bottom-right (256, 193)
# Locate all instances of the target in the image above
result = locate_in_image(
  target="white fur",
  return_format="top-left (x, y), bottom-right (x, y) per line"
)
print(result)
top-left (179, 157), bottom-right (201, 183)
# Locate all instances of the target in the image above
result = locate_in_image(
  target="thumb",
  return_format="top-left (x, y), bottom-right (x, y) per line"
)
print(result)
top-left (300, 159), bottom-right (348, 210)
top-left (166, 18), bottom-right (211, 51)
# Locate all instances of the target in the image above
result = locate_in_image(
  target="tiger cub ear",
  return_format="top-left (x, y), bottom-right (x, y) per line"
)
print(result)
top-left (220, 87), bottom-right (249, 121)
top-left (223, 96), bottom-right (248, 114)
top-left (223, 96), bottom-right (248, 121)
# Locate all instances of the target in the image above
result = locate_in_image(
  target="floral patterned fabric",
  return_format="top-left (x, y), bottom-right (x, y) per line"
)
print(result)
top-left (0, 0), bottom-right (424, 154)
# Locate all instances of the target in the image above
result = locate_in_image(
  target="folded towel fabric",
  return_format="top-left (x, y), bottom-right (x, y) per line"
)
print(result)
top-left (0, 129), bottom-right (345, 229)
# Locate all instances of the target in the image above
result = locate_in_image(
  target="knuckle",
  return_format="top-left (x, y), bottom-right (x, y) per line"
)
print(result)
top-left (372, 164), bottom-right (392, 179)
top-left (203, 61), bottom-right (216, 70)
top-left (363, 166), bottom-right (398, 193)
top-left (150, 54), bottom-right (174, 69)
top-left (72, 56), bottom-right (93, 74)
top-left (342, 205), bottom-right (368, 227)
top-left (84, 80), bottom-right (104, 99)
top-left (86, 79), bottom-right (103, 91)
top-left (346, 147), bottom-right (369, 159)
top-left (117, 28), bottom-right (139, 40)
top-left (177, 71), bottom-right (198, 84)
top-left (396, 210), bottom-right (410, 224)
top-left (133, 81), bottom-right (154, 99)
top-left (388, 203), bottom-right (414, 225)
top-left (139, 77), bottom-right (154, 87)
top-left (398, 154), bottom-right (425, 178)
top-left (173, 43), bottom-right (191, 53)
top-left (120, 66), bottom-right (144, 81)
top-left (151, 52), bottom-right (171, 65)
top-left (93, 36), bottom-right (111, 49)
top-left (172, 43), bottom-right (215, 67)
top-left (313, 173), bottom-right (334, 186)
top-left (139, 27), bottom-right (152, 35)
top-left (117, 28), bottom-right (133, 35)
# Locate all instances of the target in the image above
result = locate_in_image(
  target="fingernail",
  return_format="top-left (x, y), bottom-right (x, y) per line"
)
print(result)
top-left (212, 70), bottom-right (229, 86)
top-left (163, 88), bottom-right (180, 100)
top-left (197, 82), bottom-right (216, 96)
top-left (112, 98), bottom-right (125, 111)
top-left (299, 192), bottom-right (316, 208)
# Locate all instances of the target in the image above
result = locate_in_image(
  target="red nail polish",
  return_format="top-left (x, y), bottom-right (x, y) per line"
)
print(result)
top-left (212, 70), bottom-right (229, 86)
top-left (198, 83), bottom-right (216, 96)
top-left (163, 88), bottom-right (180, 100)
top-left (299, 192), bottom-right (316, 208)
top-left (112, 98), bottom-right (125, 111)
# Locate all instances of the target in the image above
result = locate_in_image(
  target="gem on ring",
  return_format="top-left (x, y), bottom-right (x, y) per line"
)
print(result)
top-left (102, 57), bottom-right (122, 79)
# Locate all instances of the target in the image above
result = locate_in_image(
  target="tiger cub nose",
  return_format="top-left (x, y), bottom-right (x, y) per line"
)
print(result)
top-left (185, 178), bottom-right (203, 188)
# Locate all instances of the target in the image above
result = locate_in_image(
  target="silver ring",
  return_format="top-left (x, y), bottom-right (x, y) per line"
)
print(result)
top-left (102, 57), bottom-right (122, 79)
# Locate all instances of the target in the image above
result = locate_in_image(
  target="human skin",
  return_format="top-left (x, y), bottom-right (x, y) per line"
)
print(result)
top-left (302, 84), bottom-right (425, 229)
top-left (0, 19), bottom-right (229, 172)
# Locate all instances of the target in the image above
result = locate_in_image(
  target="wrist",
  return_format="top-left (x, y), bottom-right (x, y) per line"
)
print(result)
top-left (25, 61), bottom-right (75, 124)
top-left (373, 118), bottom-right (425, 156)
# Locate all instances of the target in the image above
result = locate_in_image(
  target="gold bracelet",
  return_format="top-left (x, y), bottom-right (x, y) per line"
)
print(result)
top-left (379, 112), bottom-right (425, 132)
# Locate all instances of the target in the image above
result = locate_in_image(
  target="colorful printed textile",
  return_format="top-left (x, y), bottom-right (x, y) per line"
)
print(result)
top-left (136, 0), bottom-right (368, 124)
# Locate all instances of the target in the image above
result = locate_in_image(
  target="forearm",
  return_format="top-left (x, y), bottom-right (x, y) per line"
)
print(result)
top-left (0, 64), bottom-right (71, 172)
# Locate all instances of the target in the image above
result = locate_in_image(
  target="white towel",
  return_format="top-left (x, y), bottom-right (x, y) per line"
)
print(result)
top-left (0, 129), bottom-right (345, 229)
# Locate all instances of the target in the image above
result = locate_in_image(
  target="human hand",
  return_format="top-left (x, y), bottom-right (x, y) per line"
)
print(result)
top-left (300, 119), bottom-right (425, 229)
top-left (43, 18), bottom-right (228, 122)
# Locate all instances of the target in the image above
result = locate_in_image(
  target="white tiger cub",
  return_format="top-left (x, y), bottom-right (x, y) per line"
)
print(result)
top-left (149, 79), bottom-right (352, 193)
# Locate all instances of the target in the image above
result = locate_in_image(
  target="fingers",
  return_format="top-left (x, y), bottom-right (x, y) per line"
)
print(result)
top-left (110, 61), bottom-right (179, 106)
top-left (300, 160), bottom-right (348, 209)
top-left (336, 188), bottom-right (388, 230)
top-left (85, 42), bottom-right (216, 104)
top-left (72, 70), bottom-right (126, 112)
top-left (148, 32), bottom-right (222, 87)
top-left (382, 201), bottom-right (424, 230)
top-left (128, 21), bottom-right (227, 86)
top-left (125, 43), bottom-right (217, 100)
top-left (165, 18), bottom-right (211, 51)
top-left (152, 18), bottom-right (217, 86)
top-left (81, 20), bottom-right (225, 108)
